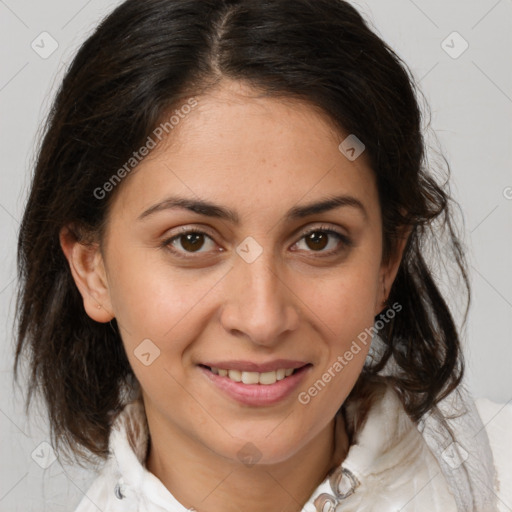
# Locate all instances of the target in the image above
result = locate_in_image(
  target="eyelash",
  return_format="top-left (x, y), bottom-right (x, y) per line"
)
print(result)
top-left (161, 225), bottom-right (352, 259)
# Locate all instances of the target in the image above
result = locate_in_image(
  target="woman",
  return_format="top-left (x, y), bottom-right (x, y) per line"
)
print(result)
top-left (14, 0), bottom-right (511, 511)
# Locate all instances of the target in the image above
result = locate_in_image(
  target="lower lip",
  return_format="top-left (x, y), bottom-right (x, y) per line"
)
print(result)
top-left (199, 364), bottom-right (312, 406)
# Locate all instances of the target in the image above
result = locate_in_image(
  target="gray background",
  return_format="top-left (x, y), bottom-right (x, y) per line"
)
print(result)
top-left (1, 0), bottom-right (511, 510)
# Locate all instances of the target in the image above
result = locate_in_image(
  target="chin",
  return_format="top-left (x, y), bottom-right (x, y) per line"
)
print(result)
top-left (206, 427), bottom-right (308, 466)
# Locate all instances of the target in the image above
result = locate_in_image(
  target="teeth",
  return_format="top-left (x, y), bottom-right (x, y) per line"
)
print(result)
top-left (209, 367), bottom-right (299, 385)
top-left (228, 369), bottom-right (242, 382)
top-left (242, 371), bottom-right (260, 385)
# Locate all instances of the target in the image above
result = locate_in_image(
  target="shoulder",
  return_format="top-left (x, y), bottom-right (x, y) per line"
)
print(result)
top-left (475, 397), bottom-right (512, 512)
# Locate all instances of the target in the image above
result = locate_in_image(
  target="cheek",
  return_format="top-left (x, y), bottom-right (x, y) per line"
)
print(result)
top-left (296, 270), bottom-right (379, 414)
top-left (310, 255), bottom-right (382, 376)
top-left (107, 262), bottom-right (210, 397)
top-left (313, 259), bottom-right (382, 336)
top-left (105, 249), bottom-right (207, 349)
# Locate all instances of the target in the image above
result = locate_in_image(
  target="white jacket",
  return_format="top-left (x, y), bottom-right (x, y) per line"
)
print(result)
top-left (73, 380), bottom-right (511, 512)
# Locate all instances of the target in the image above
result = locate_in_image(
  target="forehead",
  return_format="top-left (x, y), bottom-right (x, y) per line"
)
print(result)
top-left (159, 80), bottom-right (356, 167)
top-left (110, 79), bottom-right (378, 223)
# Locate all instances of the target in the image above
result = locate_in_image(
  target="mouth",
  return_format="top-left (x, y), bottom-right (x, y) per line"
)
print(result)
top-left (198, 364), bottom-right (310, 385)
top-left (198, 363), bottom-right (313, 406)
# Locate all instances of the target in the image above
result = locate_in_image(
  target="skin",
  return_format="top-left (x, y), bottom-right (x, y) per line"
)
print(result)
top-left (60, 79), bottom-right (407, 512)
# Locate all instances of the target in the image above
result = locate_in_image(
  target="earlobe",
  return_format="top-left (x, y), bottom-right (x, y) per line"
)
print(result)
top-left (59, 226), bottom-right (114, 323)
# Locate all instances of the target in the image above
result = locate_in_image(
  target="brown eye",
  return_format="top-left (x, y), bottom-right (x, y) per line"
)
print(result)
top-left (163, 230), bottom-right (218, 257)
top-left (304, 231), bottom-right (329, 251)
top-left (293, 227), bottom-right (352, 256)
top-left (179, 232), bottom-right (206, 252)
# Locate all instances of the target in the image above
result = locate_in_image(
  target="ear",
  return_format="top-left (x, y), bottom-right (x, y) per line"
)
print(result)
top-left (375, 227), bottom-right (411, 315)
top-left (59, 226), bottom-right (114, 323)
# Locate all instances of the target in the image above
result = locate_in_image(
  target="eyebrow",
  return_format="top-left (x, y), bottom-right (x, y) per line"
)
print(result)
top-left (138, 194), bottom-right (367, 223)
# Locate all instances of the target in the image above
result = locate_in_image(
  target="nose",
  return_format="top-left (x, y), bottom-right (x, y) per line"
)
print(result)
top-left (220, 251), bottom-right (300, 347)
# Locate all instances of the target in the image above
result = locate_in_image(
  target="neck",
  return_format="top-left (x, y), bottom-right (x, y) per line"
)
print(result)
top-left (145, 409), bottom-right (349, 512)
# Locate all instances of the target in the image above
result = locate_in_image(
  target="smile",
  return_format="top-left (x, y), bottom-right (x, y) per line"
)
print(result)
top-left (198, 363), bottom-right (312, 406)
top-left (208, 366), bottom-right (295, 385)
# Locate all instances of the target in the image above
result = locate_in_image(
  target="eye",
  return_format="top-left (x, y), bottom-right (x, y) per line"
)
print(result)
top-left (162, 229), bottom-right (219, 257)
top-left (162, 225), bottom-right (351, 259)
top-left (292, 226), bottom-right (351, 256)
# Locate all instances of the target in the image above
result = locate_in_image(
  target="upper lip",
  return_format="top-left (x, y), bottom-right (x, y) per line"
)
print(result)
top-left (200, 359), bottom-right (310, 373)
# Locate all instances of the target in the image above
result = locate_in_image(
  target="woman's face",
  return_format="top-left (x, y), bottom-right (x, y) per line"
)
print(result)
top-left (82, 79), bottom-right (402, 464)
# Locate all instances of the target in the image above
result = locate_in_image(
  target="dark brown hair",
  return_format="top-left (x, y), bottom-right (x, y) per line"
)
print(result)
top-left (14, 0), bottom-right (468, 463)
